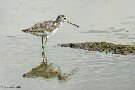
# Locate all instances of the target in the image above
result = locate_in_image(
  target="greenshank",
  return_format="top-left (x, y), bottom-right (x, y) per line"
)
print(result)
top-left (22, 15), bottom-right (79, 45)
top-left (22, 15), bottom-right (79, 63)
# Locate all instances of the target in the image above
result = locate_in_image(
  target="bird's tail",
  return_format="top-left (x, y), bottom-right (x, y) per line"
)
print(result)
top-left (22, 29), bottom-right (28, 33)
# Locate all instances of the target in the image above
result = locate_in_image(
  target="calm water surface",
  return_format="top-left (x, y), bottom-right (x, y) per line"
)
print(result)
top-left (0, 0), bottom-right (135, 90)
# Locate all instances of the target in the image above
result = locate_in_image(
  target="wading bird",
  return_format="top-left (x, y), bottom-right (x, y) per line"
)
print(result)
top-left (22, 15), bottom-right (79, 63)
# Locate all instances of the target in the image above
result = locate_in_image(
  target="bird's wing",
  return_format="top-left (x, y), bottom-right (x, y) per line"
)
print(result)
top-left (22, 21), bottom-right (57, 33)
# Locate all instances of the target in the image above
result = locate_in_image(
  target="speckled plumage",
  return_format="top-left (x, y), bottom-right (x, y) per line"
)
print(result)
top-left (29, 21), bottom-right (57, 32)
top-left (22, 15), bottom-right (79, 38)
top-left (22, 15), bottom-right (68, 38)
top-left (22, 20), bottom-right (59, 37)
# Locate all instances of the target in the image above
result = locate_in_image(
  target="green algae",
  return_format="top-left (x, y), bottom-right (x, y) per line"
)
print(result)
top-left (59, 42), bottom-right (135, 55)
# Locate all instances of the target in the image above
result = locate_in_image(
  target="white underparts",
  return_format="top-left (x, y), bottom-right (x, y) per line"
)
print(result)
top-left (30, 28), bottom-right (58, 38)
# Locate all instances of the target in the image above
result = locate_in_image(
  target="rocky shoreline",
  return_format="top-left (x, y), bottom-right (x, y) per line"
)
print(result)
top-left (59, 42), bottom-right (135, 55)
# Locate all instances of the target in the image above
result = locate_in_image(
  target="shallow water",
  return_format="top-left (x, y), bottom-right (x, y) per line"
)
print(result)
top-left (0, 0), bottom-right (135, 90)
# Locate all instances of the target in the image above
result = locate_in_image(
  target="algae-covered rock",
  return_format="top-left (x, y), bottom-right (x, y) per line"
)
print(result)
top-left (59, 42), bottom-right (135, 55)
top-left (23, 63), bottom-right (68, 80)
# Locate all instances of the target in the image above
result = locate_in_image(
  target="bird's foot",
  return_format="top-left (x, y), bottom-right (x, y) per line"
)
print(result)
top-left (42, 46), bottom-right (44, 49)
top-left (42, 61), bottom-right (47, 65)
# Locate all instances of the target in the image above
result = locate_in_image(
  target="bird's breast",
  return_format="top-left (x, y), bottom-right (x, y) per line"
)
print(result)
top-left (50, 28), bottom-right (58, 35)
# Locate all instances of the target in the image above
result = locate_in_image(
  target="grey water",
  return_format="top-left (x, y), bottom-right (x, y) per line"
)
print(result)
top-left (0, 0), bottom-right (135, 90)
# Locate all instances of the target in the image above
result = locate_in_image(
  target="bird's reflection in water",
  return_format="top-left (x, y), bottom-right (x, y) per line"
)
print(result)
top-left (23, 46), bottom-right (80, 81)
top-left (23, 49), bottom-right (68, 81)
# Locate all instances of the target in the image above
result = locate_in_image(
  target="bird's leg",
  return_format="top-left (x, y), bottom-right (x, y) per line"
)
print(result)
top-left (42, 50), bottom-right (48, 64)
top-left (44, 37), bottom-right (48, 64)
top-left (42, 37), bottom-right (45, 63)
top-left (44, 37), bottom-right (48, 45)
top-left (44, 52), bottom-right (47, 64)
top-left (42, 37), bottom-right (44, 48)
top-left (42, 37), bottom-right (47, 64)
top-left (42, 50), bottom-right (45, 63)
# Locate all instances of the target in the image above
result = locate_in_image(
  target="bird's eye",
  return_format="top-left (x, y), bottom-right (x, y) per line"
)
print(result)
top-left (64, 18), bottom-right (66, 19)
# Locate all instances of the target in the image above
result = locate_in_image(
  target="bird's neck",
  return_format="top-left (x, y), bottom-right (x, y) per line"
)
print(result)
top-left (56, 19), bottom-right (63, 27)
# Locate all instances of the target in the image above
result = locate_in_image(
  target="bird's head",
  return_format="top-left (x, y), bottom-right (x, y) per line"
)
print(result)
top-left (56, 15), bottom-right (79, 27)
top-left (56, 15), bottom-right (67, 22)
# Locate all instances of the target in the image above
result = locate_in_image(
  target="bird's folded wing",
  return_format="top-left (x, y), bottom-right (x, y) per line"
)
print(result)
top-left (22, 21), bottom-right (57, 33)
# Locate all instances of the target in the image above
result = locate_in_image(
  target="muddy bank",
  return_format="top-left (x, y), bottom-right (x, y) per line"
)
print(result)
top-left (59, 42), bottom-right (135, 55)
top-left (23, 62), bottom-right (79, 80)
top-left (23, 63), bottom-right (68, 80)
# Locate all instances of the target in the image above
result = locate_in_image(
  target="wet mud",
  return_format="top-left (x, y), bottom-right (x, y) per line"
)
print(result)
top-left (23, 62), bottom-right (79, 81)
top-left (23, 62), bottom-right (68, 80)
top-left (59, 42), bottom-right (135, 55)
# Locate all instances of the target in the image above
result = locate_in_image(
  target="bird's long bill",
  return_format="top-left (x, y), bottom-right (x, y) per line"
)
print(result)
top-left (67, 21), bottom-right (79, 27)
